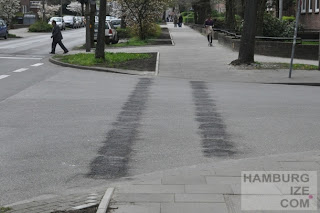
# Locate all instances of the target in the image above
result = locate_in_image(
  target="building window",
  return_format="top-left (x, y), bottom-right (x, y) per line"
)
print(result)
top-left (301, 0), bottom-right (307, 13)
top-left (316, 0), bottom-right (319, 12)
top-left (308, 0), bottom-right (313, 12)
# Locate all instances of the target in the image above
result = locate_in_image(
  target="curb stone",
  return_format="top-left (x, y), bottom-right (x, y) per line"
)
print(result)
top-left (96, 188), bottom-right (115, 213)
top-left (49, 53), bottom-right (159, 76)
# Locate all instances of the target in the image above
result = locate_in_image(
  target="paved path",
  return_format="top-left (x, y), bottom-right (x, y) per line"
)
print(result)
top-left (4, 24), bottom-right (320, 213)
top-left (108, 23), bottom-right (320, 83)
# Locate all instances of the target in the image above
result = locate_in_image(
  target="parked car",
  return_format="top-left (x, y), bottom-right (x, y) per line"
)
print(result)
top-left (75, 16), bottom-right (83, 28)
top-left (110, 19), bottom-right (121, 28)
top-left (48, 17), bottom-right (65, 30)
top-left (94, 21), bottom-right (119, 44)
top-left (0, 18), bottom-right (8, 39)
top-left (63, 16), bottom-right (76, 28)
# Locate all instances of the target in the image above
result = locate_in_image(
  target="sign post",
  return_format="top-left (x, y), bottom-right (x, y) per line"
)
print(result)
top-left (289, 0), bottom-right (301, 78)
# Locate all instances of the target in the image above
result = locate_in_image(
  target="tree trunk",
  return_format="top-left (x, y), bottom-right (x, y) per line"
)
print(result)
top-left (81, 3), bottom-right (84, 16)
top-left (85, 3), bottom-right (90, 52)
top-left (225, 0), bottom-right (235, 30)
top-left (256, 0), bottom-right (266, 36)
top-left (90, 3), bottom-right (96, 47)
top-left (231, 0), bottom-right (258, 65)
top-left (95, 0), bottom-right (106, 60)
top-left (198, 0), bottom-right (211, 24)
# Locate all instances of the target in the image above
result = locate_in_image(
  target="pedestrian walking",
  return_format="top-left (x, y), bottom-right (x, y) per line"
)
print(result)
top-left (50, 20), bottom-right (68, 54)
top-left (173, 14), bottom-right (178, 27)
top-left (178, 15), bottom-right (183, 27)
top-left (204, 16), bottom-right (214, 47)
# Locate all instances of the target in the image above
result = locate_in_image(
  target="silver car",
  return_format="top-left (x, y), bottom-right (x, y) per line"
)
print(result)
top-left (110, 19), bottom-right (121, 28)
top-left (94, 21), bottom-right (119, 44)
top-left (48, 17), bottom-right (65, 30)
top-left (63, 16), bottom-right (76, 29)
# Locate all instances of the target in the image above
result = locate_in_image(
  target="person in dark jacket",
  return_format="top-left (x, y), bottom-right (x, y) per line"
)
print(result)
top-left (50, 20), bottom-right (68, 54)
top-left (204, 16), bottom-right (214, 46)
top-left (178, 15), bottom-right (183, 27)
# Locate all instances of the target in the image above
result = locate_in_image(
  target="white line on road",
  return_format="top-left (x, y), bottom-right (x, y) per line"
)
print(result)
top-left (13, 68), bottom-right (29, 73)
top-left (31, 63), bottom-right (44, 67)
top-left (0, 57), bottom-right (42, 60)
top-left (0, 75), bottom-right (10, 80)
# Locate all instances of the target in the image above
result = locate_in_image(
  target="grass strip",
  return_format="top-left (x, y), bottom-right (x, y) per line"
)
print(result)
top-left (252, 62), bottom-right (319, 70)
top-left (0, 207), bottom-right (12, 213)
top-left (54, 52), bottom-right (151, 67)
top-left (112, 37), bottom-right (149, 47)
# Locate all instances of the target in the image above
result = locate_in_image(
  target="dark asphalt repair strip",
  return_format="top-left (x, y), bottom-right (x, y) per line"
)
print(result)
top-left (88, 78), bottom-right (153, 179)
top-left (190, 81), bottom-right (236, 157)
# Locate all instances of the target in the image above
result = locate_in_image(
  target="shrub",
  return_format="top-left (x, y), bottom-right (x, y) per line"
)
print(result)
top-left (263, 13), bottom-right (300, 37)
top-left (183, 13), bottom-right (194, 23)
top-left (128, 23), bottom-right (161, 39)
top-left (117, 28), bottom-right (132, 39)
top-left (235, 15), bottom-right (243, 33)
top-left (181, 11), bottom-right (194, 17)
top-left (211, 10), bottom-right (225, 18)
top-left (29, 21), bottom-right (52, 32)
top-left (282, 16), bottom-right (295, 22)
top-left (213, 17), bottom-right (225, 28)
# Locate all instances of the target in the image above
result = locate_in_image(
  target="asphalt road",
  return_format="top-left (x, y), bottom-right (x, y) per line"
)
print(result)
top-left (1, 27), bottom-right (320, 206)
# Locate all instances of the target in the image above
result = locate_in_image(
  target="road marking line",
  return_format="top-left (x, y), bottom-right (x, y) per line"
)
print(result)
top-left (13, 68), bottom-right (29, 73)
top-left (31, 63), bottom-right (44, 67)
top-left (0, 75), bottom-right (10, 79)
top-left (0, 57), bottom-right (42, 60)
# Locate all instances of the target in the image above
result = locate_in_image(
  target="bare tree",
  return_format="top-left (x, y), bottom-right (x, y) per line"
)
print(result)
top-left (225, 0), bottom-right (235, 30)
top-left (95, 0), bottom-right (106, 60)
top-left (231, 0), bottom-right (258, 65)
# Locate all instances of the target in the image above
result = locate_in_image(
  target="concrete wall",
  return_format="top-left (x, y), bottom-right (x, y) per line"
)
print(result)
top-left (217, 33), bottom-right (319, 60)
top-left (186, 23), bottom-right (319, 60)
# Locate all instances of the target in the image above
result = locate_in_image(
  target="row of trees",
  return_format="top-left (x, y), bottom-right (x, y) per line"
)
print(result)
top-left (0, 0), bottom-right (85, 27)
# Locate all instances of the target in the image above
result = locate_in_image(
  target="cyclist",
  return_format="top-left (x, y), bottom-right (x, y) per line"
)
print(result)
top-left (204, 16), bottom-right (214, 46)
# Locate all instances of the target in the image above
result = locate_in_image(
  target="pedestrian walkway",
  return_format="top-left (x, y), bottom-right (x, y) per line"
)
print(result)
top-left (109, 150), bottom-right (320, 213)
top-left (9, 28), bottom-right (49, 38)
top-left (108, 23), bottom-right (320, 83)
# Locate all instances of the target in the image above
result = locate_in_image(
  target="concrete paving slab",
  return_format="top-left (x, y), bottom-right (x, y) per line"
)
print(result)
top-left (174, 193), bottom-right (224, 203)
top-left (109, 203), bottom-right (161, 213)
top-left (161, 203), bottom-right (228, 213)
top-left (116, 185), bottom-right (185, 194)
top-left (185, 184), bottom-right (233, 194)
top-left (113, 193), bottom-right (174, 203)
top-left (162, 175), bottom-right (206, 185)
top-left (206, 176), bottom-right (241, 185)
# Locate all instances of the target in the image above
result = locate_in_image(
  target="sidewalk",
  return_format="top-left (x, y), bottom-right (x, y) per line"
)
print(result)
top-left (109, 150), bottom-right (320, 213)
top-left (9, 28), bottom-right (50, 38)
top-left (107, 23), bottom-right (320, 83)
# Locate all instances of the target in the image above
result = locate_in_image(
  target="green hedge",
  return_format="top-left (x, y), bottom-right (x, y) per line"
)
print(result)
top-left (183, 13), bottom-right (194, 23)
top-left (29, 21), bottom-right (52, 32)
top-left (211, 10), bottom-right (225, 18)
top-left (263, 13), bottom-right (296, 37)
top-left (181, 12), bottom-right (194, 17)
top-left (117, 28), bottom-right (132, 39)
top-left (282, 16), bottom-right (295, 22)
top-left (213, 17), bottom-right (225, 28)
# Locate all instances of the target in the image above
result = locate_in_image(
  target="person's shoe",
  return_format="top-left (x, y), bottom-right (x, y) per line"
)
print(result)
top-left (63, 51), bottom-right (69, 54)
top-left (210, 43), bottom-right (213, 46)
top-left (49, 52), bottom-right (55, 54)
